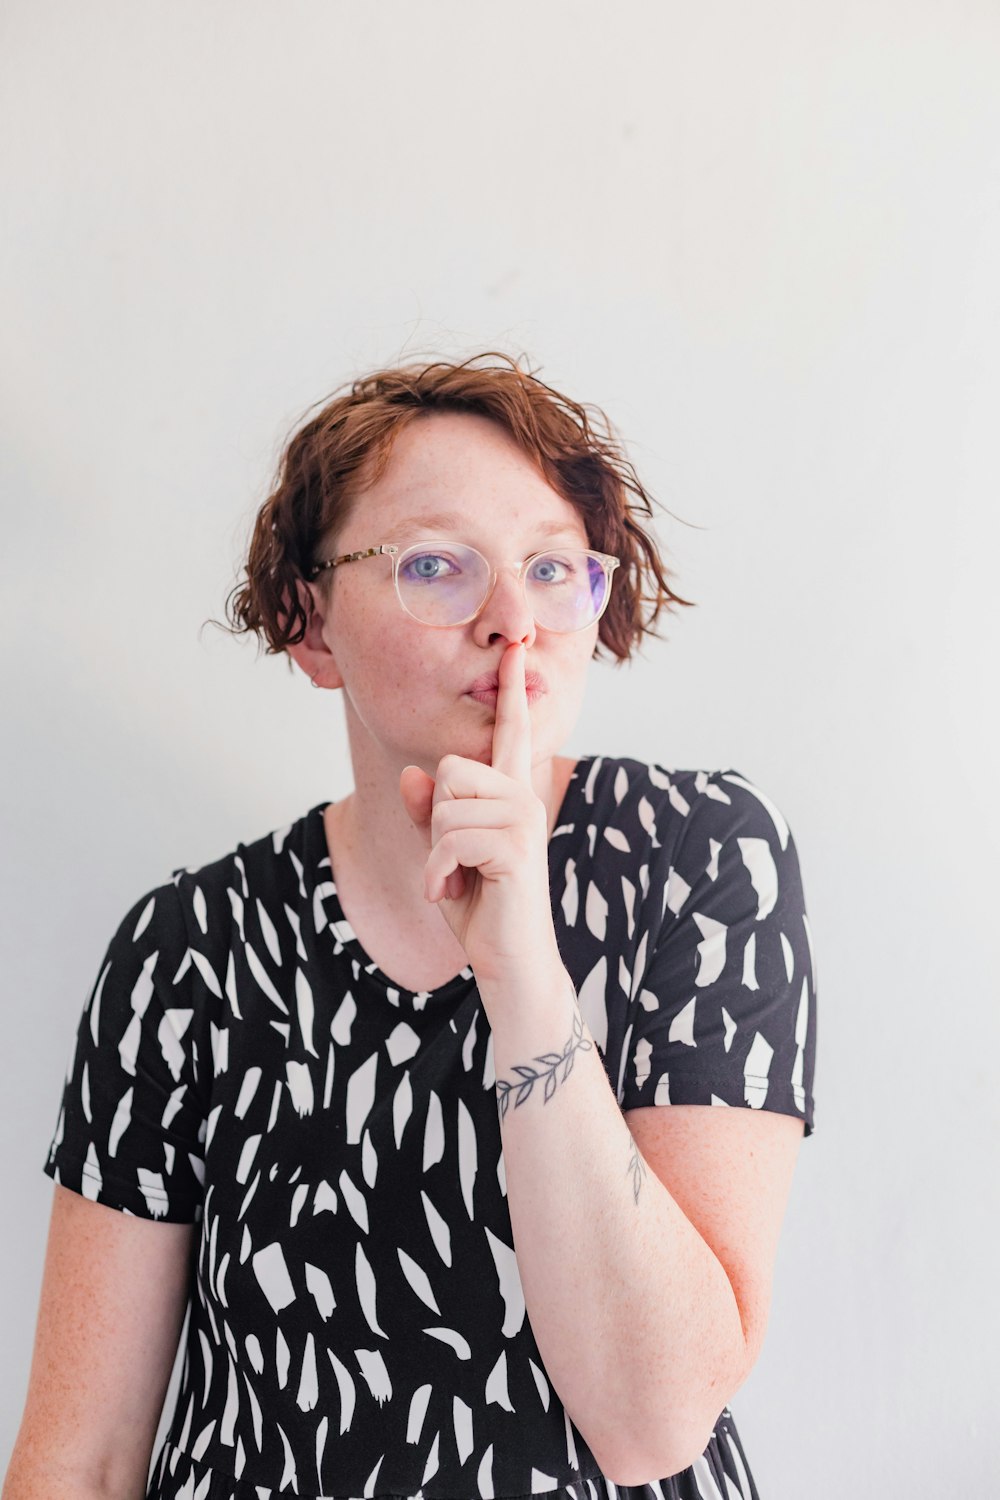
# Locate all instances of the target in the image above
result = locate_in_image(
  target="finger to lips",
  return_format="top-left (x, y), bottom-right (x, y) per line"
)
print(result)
top-left (428, 645), bottom-right (531, 903)
top-left (491, 642), bottom-right (531, 785)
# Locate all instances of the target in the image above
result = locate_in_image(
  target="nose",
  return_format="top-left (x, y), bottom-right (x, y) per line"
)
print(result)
top-left (473, 562), bottom-right (537, 648)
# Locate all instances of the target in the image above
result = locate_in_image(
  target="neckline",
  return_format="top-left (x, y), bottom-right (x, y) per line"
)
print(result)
top-left (308, 754), bottom-right (595, 999)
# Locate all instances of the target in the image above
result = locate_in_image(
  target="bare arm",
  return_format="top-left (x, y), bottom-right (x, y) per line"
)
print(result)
top-left (3, 1184), bottom-right (195, 1500)
top-left (482, 960), bottom-right (803, 1484)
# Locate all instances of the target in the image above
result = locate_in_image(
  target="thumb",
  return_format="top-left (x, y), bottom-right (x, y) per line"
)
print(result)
top-left (399, 764), bottom-right (435, 833)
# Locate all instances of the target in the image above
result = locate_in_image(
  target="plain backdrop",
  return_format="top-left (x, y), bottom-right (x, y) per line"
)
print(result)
top-left (2, 2), bottom-right (999, 1495)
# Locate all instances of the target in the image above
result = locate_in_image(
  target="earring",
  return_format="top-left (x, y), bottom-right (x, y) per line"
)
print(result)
top-left (310, 672), bottom-right (321, 689)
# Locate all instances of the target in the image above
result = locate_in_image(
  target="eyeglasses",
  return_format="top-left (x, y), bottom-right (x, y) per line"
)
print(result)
top-left (309, 540), bottom-right (621, 633)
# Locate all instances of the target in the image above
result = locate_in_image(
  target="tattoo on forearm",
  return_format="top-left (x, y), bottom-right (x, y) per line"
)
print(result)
top-left (626, 1132), bottom-right (649, 1206)
top-left (495, 1007), bottom-right (593, 1120)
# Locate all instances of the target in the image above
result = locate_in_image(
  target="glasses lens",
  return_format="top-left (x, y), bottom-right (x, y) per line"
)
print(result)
top-left (527, 549), bottom-right (609, 631)
top-left (396, 544), bottom-right (609, 631)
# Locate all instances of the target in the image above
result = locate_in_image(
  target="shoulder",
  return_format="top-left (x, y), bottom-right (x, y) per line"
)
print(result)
top-left (164, 800), bottom-right (328, 941)
top-left (664, 768), bottom-right (803, 897)
top-left (90, 802), bottom-right (328, 1025)
top-left (576, 756), bottom-right (798, 863)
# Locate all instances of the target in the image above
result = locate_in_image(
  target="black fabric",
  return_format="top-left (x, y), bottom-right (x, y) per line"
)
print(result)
top-left (44, 755), bottom-right (816, 1499)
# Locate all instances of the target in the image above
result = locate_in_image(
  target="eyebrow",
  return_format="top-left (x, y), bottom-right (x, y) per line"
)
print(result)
top-left (387, 509), bottom-right (584, 543)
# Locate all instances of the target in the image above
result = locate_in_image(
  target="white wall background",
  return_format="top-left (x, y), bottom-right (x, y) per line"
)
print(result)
top-left (2, 2), bottom-right (998, 1494)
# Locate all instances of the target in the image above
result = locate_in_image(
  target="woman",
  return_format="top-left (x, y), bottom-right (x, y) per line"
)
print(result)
top-left (7, 353), bottom-right (817, 1500)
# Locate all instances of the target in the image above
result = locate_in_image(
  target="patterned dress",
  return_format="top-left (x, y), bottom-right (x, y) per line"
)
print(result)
top-left (44, 754), bottom-right (817, 1500)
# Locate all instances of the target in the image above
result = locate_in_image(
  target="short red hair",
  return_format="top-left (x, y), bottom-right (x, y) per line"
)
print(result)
top-left (214, 350), bottom-right (695, 668)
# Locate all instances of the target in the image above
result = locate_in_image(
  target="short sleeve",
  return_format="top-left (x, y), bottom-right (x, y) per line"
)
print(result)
top-left (43, 878), bottom-right (208, 1221)
top-left (620, 768), bottom-right (817, 1137)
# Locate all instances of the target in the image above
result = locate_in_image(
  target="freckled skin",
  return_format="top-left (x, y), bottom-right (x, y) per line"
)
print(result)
top-left (286, 410), bottom-right (598, 980)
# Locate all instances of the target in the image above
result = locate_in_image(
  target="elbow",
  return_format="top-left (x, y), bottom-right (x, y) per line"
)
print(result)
top-left (594, 1436), bottom-right (708, 1487)
top-left (596, 1419), bottom-right (722, 1486)
top-left (594, 1381), bottom-right (747, 1485)
top-left (583, 1341), bottom-right (753, 1486)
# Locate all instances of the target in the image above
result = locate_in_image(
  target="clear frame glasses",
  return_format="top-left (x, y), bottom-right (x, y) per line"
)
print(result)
top-left (309, 540), bottom-right (621, 633)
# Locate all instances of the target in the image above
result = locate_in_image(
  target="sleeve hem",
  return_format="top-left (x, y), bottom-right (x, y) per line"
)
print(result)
top-left (43, 1149), bottom-right (203, 1223)
top-left (620, 1083), bottom-right (815, 1135)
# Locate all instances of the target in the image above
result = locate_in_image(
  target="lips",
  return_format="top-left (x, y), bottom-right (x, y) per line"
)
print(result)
top-left (467, 667), bottom-right (545, 695)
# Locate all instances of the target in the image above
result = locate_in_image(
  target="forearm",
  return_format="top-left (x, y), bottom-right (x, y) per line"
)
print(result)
top-left (1, 1456), bottom-right (136, 1500)
top-left (2, 1430), bottom-right (149, 1500)
top-left (479, 958), bottom-right (748, 1482)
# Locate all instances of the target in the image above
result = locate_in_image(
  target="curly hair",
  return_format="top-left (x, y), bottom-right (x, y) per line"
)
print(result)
top-left (210, 350), bottom-right (696, 668)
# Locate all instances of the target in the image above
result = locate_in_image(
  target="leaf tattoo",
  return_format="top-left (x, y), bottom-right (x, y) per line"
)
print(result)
top-left (626, 1131), bottom-right (649, 1206)
top-left (495, 1007), bottom-right (593, 1121)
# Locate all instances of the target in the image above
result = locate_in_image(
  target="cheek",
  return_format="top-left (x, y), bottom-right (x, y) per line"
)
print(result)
top-left (360, 625), bottom-right (440, 699)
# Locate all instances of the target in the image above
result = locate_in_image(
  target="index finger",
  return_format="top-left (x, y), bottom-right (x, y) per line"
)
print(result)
top-left (490, 642), bottom-right (532, 784)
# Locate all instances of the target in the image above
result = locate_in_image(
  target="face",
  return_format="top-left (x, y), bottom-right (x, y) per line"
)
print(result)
top-left (290, 410), bottom-right (599, 779)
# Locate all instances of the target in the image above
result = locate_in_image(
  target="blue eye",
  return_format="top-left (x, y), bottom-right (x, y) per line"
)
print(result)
top-left (530, 556), bottom-right (570, 583)
top-left (401, 552), bottom-right (460, 582)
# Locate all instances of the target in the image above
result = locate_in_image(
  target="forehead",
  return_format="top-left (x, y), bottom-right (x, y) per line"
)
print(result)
top-left (359, 411), bottom-right (587, 542)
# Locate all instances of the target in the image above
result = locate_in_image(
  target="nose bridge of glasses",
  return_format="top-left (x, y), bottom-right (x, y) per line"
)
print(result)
top-left (479, 551), bottom-right (537, 619)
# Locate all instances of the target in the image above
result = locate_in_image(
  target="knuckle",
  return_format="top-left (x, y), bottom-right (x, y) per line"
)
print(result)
top-left (434, 825), bottom-right (454, 855)
top-left (431, 803), bottom-right (454, 838)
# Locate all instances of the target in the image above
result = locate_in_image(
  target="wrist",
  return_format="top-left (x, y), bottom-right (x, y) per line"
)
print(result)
top-left (474, 951), bottom-right (574, 1020)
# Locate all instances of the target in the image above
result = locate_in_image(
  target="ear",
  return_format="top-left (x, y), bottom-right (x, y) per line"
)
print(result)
top-left (283, 576), bottom-right (345, 689)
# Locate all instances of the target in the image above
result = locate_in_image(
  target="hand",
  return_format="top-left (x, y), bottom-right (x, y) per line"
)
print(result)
top-left (397, 642), bottom-right (562, 991)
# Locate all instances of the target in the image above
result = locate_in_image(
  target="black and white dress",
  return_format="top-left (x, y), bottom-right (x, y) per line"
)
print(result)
top-left (44, 754), bottom-right (818, 1500)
